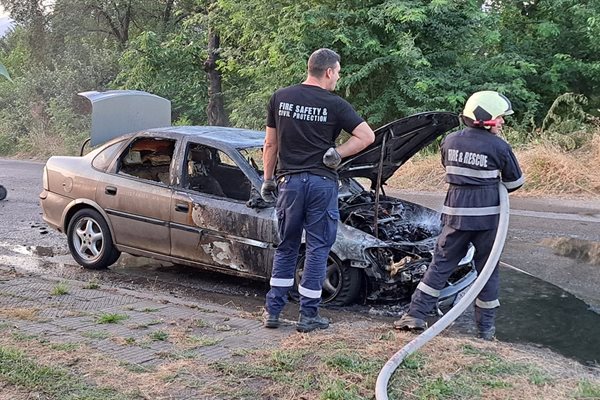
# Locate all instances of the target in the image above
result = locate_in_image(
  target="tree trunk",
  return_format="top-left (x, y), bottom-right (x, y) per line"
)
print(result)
top-left (29, 0), bottom-right (46, 65)
top-left (162, 0), bottom-right (175, 29)
top-left (204, 29), bottom-right (229, 126)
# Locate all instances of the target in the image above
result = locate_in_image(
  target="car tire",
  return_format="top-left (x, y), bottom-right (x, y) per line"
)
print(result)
top-left (290, 252), bottom-right (363, 306)
top-left (67, 208), bottom-right (121, 269)
top-left (0, 185), bottom-right (6, 201)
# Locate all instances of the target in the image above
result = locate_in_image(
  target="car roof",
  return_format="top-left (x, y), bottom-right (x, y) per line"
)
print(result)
top-left (148, 126), bottom-right (265, 149)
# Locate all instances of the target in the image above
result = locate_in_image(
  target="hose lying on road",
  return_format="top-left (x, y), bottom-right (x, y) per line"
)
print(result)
top-left (375, 184), bottom-right (510, 400)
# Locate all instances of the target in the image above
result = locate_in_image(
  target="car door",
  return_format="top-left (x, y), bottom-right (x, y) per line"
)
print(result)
top-left (169, 142), bottom-right (277, 279)
top-left (95, 134), bottom-right (176, 256)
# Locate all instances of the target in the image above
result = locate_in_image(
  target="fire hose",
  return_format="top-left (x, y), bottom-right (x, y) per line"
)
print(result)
top-left (375, 183), bottom-right (510, 399)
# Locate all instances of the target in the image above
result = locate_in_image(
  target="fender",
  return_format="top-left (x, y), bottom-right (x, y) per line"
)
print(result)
top-left (61, 198), bottom-right (117, 242)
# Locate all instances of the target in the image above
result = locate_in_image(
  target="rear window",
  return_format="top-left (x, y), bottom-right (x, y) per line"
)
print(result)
top-left (92, 140), bottom-right (125, 171)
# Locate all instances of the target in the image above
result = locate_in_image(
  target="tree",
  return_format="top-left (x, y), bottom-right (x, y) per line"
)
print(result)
top-left (0, 0), bottom-right (47, 64)
top-left (213, 0), bottom-right (538, 129)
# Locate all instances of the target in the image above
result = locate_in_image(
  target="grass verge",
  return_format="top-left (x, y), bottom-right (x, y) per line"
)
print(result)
top-left (0, 345), bottom-right (130, 400)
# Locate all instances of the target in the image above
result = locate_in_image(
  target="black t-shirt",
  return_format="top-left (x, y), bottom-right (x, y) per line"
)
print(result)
top-left (266, 84), bottom-right (364, 179)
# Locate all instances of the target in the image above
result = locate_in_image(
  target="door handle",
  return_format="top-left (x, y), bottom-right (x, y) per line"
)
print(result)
top-left (175, 203), bottom-right (189, 212)
top-left (105, 186), bottom-right (117, 195)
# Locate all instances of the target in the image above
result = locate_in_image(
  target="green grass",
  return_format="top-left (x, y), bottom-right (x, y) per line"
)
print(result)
top-left (119, 361), bottom-right (154, 374)
top-left (400, 353), bottom-right (426, 370)
top-left (187, 335), bottom-right (222, 347)
top-left (149, 330), bottom-right (169, 341)
top-left (576, 379), bottom-right (600, 398)
top-left (96, 313), bottom-right (129, 324)
top-left (164, 350), bottom-right (198, 360)
top-left (320, 378), bottom-right (364, 400)
top-left (420, 375), bottom-right (481, 398)
top-left (50, 282), bottom-right (69, 296)
top-left (83, 280), bottom-right (100, 290)
top-left (11, 332), bottom-right (38, 342)
top-left (82, 330), bottom-right (110, 340)
top-left (0, 345), bottom-right (130, 399)
top-left (213, 349), bottom-right (308, 382)
top-left (462, 344), bottom-right (551, 385)
top-left (325, 351), bottom-right (380, 375)
top-left (48, 343), bottom-right (80, 351)
top-left (193, 319), bottom-right (209, 328)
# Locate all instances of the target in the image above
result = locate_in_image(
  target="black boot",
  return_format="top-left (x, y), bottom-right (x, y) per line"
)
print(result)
top-left (297, 314), bottom-right (329, 332)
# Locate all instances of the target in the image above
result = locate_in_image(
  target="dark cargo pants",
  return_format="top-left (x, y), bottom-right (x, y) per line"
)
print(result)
top-left (265, 172), bottom-right (339, 318)
top-left (407, 225), bottom-right (500, 332)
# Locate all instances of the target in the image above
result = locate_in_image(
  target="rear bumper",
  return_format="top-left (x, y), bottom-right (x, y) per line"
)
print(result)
top-left (39, 190), bottom-right (70, 232)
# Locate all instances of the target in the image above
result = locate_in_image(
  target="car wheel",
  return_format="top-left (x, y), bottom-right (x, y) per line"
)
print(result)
top-left (0, 185), bottom-right (6, 201)
top-left (291, 253), bottom-right (363, 306)
top-left (67, 209), bottom-right (121, 269)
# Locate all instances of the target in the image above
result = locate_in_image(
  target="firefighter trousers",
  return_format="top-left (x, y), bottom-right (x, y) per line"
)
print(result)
top-left (265, 172), bottom-right (338, 318)
top-left (407, 225), bottom-right (500, 332)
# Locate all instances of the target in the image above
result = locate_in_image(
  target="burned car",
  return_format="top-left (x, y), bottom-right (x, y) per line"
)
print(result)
top-left (40, 90), bottom-right (475, 306)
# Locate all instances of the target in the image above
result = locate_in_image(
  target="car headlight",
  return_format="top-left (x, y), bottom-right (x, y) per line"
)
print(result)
top-left (458, 244), bottom-right (475, 266)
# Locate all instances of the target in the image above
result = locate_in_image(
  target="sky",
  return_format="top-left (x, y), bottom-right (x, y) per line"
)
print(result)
top-left (0, 6), bottom-right (14, 37)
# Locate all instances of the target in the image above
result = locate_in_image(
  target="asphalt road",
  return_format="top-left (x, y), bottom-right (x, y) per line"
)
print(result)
top-left (2, 158), bottom-right (600, 312)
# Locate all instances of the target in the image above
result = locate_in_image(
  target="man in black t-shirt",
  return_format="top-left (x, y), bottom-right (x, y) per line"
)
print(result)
top-left (261, 48), bottom-right (375, 332)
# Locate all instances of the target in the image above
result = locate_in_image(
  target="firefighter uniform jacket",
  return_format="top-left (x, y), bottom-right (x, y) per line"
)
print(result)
top-left (440, 127), bottom-right (524, 231)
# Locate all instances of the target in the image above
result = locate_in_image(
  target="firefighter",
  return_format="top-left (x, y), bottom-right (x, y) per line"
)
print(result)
top-left (394, 91), bottom-right (525, 340)
top-left (261, 48), bottom-right (375, 332)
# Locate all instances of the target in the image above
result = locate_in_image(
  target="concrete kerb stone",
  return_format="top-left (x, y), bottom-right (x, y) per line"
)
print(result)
top-left (0, 265), bottom-right (291, 367)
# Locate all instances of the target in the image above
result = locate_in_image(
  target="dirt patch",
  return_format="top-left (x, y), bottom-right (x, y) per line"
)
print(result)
top-left (542, 237), bottom-right (600, 265)
top-left (0, 307), bottom-right (40, 321)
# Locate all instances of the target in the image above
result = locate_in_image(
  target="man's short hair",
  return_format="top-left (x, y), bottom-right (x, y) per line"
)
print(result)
top-left (307, 48), bottom-right (340, 78)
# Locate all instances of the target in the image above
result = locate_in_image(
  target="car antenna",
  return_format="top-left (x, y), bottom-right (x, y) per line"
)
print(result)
top-left (373, 128), bottom-right (392, 239)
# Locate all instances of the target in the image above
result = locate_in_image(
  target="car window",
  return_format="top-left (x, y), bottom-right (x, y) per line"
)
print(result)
top-left (117, 137), bottom-right (175, 185)
top-left (184, 144), bottom-right (251, 201)
top-left (92, 140), bottom-right (125, 171)
top-left (239, 147), bottom-right (264, 175)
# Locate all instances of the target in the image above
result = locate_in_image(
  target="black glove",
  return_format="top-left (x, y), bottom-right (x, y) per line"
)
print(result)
top-left (260, 178), bottom-right (277, 203)
top-left (323, 147), bottom-right (342, 169)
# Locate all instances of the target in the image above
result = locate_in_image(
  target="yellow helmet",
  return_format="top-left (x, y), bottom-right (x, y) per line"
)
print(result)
top-left (462, 91), bottom-right (513, 127)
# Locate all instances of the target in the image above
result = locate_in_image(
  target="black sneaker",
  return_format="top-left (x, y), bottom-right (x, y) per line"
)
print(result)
top-left (296, 314), bottom-right (329, 333)
top-left (393, 314), bottom-right (427, 332)
top-left (263, 310), bottom-right (280, 329)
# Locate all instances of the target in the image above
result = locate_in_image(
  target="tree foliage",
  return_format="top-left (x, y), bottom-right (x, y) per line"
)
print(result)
top-left (0, 0), bottom-right (599, 155)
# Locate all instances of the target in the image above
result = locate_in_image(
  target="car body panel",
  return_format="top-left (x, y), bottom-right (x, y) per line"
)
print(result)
top-left (170, 189), bottom-right (277, 278)
top-left (95, 174), bottom-right (173, 255)
top-left (79, 90), bottom-right (171, 146)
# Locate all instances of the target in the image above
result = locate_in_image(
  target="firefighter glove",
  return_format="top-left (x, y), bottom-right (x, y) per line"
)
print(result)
top-left (323, 147), bottom-right (342, 169)
top-left (261, 178), bottom-right (277, 203)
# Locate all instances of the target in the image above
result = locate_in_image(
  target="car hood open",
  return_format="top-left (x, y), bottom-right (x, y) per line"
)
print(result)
top-left (337, 112), bottom-right (459, 187)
